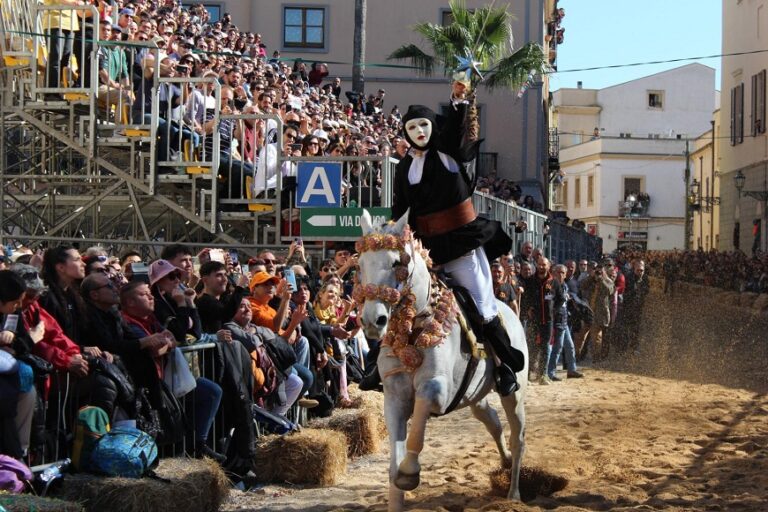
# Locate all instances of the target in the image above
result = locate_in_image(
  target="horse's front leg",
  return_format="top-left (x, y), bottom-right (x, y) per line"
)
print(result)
top-left (393, 397), bottom-right (429, 491)
top-left (384, 383), bottom-right (413, 511)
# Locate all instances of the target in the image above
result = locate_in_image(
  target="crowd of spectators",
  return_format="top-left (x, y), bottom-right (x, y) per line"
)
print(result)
top-left (486, 240), bottom-right (651, 385)
top-left (476, 172), bottom-right (544, 213)
top-left (43, 0), bottom-right (411, 208)
top-left (623, 248), bottom-right (768, 294)
top-left (0, 239), bottom-right (368, 480)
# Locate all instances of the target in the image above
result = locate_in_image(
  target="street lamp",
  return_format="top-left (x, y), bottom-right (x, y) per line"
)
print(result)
top-left (689, 179), bottom-right (701, 208)
top-left (734, 170), bottom-right (746, 197)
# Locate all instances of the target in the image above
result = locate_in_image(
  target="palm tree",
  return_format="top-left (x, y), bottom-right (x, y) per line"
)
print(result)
top-left (388, 0), bottom-right (548, 142)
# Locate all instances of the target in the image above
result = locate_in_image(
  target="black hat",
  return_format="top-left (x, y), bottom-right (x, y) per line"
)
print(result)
top-left (401, 105), bottom-right (443, 150)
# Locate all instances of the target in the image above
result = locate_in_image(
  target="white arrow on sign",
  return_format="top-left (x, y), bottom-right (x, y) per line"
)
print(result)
top-left (307, 215), bottom-right (336, 227)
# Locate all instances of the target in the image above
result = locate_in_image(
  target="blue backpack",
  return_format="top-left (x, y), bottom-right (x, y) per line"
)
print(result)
top-left (89, 427), bottom-right (158, 478)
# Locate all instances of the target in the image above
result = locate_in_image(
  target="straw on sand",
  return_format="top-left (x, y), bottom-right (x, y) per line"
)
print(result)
top-left (54, 457), bottom-right (229, 512)
top-left (252, 429), bottom-right (347, 486)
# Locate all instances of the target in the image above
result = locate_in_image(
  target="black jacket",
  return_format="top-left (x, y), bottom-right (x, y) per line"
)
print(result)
top-left (392, 103), bottom-right (511, 264)
top-left (152, 288), bottom-right (202, 343)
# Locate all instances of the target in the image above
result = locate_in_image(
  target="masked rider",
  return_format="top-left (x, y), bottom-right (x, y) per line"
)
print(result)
top-left (361, 81), bottom-right (525, 396)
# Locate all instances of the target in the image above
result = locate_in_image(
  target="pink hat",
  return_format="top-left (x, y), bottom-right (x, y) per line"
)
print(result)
top-left (148, 259), bottom-right (182, 286)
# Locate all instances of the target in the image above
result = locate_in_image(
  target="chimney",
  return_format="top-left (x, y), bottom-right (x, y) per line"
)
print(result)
top-left (577, 81), bottom-right (583, 89)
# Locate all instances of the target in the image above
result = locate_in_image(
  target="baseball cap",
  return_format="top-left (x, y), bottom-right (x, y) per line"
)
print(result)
top-left (148, 259), bottom-right (182, 286)
top-left (249, 271), bottom-right (280, 290)
top-left (119, 8), bottom-right (135, 16)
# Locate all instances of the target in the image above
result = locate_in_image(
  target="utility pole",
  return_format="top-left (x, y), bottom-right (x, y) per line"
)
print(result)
top-left (352, 0), bottom-right (367, 94)
top-left (684, 139), bottom-right (691, 250)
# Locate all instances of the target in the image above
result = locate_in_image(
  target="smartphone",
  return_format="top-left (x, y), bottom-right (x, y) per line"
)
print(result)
top-left (209, 248), bottom-right (225, 263)
top-left (294, 237), bottom-right (302, 246)
top-left (291, 143), bottom-right (303, 151)
top-left (129, 262), bottom-right (150, 284)
top-left (283, 268), bottom-right (297, 292)
top-left (229, 250), bottom-right (239, 264)
top-left (367, 148), bottom-right (378, 155)
top-left (192, 256), bottom-right (201, 275)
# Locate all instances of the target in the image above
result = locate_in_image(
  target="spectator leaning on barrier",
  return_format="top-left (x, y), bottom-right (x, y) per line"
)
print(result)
top-left (0, 270), bottom-right (38, 459)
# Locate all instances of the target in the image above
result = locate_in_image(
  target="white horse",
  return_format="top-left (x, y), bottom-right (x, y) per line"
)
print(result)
top-left (356, 210), bottom-right (528, 512)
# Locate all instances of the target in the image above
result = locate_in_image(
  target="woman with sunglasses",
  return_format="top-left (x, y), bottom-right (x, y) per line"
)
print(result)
top-left (301, 137), bottom-right (321, 157)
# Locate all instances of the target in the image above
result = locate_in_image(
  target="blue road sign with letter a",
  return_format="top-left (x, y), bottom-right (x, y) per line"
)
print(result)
top-left (296, 162), bottom-right (342, 207)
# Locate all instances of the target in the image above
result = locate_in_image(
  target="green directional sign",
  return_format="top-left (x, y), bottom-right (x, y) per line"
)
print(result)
top-left (300, 207), bottom-right (391, 240)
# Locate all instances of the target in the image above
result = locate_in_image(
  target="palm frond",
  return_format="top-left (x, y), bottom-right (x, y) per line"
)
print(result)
top-left (387, 44), bottom-right (436, 76)
top-left (449, 0), bottom-right (474, 28)
top-left (483, 42), bottom-right (549, 91)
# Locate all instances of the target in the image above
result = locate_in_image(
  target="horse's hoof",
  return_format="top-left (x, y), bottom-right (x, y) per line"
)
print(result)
top-left (394, 471), bottom-right (420, 491)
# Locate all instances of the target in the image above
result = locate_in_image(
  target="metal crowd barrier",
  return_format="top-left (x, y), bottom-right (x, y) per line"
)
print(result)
top-left (472, 191), bottom-right (548, 254)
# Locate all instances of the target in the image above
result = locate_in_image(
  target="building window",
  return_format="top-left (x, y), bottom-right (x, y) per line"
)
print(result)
top-left (575, 177), bottom-right (581, 207)
top-left (648, 90), bottom-right (664, 109)
top-left (587, 175), bottom-right (594, 205)
top-left (624, 177), bottom-right (643, 198)
top-left (731, 83), bottom-right (745, 145)
top-left (751, 70), bottom-right (766, 135)
top-left (283, 6), bottom-right (326, 49)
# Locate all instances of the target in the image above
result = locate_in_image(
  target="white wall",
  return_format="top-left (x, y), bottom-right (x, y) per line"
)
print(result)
top-left (597, 64), bottom-right (716, 139)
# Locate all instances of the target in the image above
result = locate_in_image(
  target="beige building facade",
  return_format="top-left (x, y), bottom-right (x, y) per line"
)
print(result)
top-left (689, 111), bottom-right (721, 251)
top-left (553, 65), bottom-right (717, 253)
top-left (720, 0), bottom-right (768, 252)
top-left (217, 0), bottom-right (561, 186)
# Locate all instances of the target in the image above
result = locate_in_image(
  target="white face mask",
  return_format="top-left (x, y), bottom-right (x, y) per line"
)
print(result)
top-left (404, 117), bottom-right (433, 148)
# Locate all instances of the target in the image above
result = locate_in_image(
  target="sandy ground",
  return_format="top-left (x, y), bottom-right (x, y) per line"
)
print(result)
top-left (222, 291), bottom-right (768, 511)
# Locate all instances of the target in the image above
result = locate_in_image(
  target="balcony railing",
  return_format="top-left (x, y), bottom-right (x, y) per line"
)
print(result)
top-left (618, 194), bottom-right (650, 218)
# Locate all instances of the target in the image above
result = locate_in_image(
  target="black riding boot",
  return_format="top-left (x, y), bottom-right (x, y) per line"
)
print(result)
top-left (482, 315), bottom-right (525, 396)
top-left (358, 341), bottom-right (383, 392)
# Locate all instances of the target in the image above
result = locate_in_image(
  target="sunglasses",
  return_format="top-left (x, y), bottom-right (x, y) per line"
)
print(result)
top-left (262, 258), bottom-right (276, 264)
top-left (94, 281), bottom-right (117, 291)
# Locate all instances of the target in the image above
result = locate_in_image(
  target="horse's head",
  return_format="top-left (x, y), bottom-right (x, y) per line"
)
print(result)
top-left (356, 209), bottom-right (419, 340)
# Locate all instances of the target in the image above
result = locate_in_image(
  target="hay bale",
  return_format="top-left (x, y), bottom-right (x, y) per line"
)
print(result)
top-left (0, 493), bottom-right (83, 512)
top-left (310, 408), bottom-right (385, 457)
top-left (253, 429), bottom-right (347, 485)
top-left (54, 457), bottom-right (228, 512)
top-left (488, 465), bottom-right (569, 502)
top-left (739, 291), bottom-right (759, 308)
top-left (348, 384), bottom-right (385, 412)
top-left (752, 294), bottom-right (768, 311)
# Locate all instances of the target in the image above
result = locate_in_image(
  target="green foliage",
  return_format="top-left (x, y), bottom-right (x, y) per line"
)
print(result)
top-left (387, 0), bottom-right (548, 92)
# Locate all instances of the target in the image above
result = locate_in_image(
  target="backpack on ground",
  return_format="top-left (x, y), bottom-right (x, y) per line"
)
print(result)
top-left (0, 454), bottom-right (33, 493)
top-left (71, 406), bottom-right (110, 472)
top-left (89, 426), bottom-right (158, 478)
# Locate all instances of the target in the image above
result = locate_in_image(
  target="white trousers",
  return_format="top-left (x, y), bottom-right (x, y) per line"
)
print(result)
top-left (443, 246), bottom-right (498, 322)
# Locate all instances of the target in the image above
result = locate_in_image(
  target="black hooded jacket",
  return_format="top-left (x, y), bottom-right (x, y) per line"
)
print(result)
top-left (392, 103), bottom-right (511, 264)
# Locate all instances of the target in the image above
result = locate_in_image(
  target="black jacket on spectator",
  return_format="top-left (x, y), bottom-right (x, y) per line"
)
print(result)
top-left (39, 288), bottom-right (83, 345)
top-left (195, 291), bottom-right (256, 459)
top-left (152, 288), bottom-right (202, 343)
top-left (196, 292), bottom-right (227, 333)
